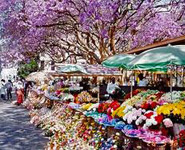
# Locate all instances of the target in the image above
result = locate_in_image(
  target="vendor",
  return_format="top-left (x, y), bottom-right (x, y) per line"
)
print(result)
top-left (138, 73), bottom-right (147, 87)
top-left (123, 78), bottom-right (131, 86)
top-left (80, 78), bottom-right (90, 91)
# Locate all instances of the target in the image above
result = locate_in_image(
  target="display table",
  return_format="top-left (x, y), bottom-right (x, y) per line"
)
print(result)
top-left (25, 88), bottom-right (184, 150)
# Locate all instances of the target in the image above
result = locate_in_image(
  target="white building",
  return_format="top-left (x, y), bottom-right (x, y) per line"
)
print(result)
top-left (1, 67), bottom-right (18, 81)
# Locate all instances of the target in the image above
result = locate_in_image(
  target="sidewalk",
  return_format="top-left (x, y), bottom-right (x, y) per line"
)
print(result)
top-left (0, 100), bottom-right (48, 150)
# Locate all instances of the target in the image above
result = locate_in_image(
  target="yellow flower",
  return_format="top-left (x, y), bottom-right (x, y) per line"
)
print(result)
top-left (41, 84), bottom-right (48, 91)
top-left (157, 101), bottom-right (185, 118)
top-left (117, 107), bottom-right (125, 117)
top-left (112, 106), bottom-right (126, 118)
top-left (81, 103), bottom-right (92, 110)
top-left (172, 108), bottom-right (181, 115)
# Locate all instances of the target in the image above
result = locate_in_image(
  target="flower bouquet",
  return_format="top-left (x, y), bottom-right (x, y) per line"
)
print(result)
top-left (124, 89), bottom-right (144, 100)
top-left (123, 107), bottom-right (145, 125)
top-left (177, 129), bottom-right (185, 148)
top-left (159, 91), bottom-right (182, 104)
top-left (156, 101), bottom-right (185, 124)
top-left (77, 91), bottom-right (95, 103)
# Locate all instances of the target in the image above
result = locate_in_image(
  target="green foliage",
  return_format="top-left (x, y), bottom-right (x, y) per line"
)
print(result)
top-left (17, 59), bottom-right (38, 78)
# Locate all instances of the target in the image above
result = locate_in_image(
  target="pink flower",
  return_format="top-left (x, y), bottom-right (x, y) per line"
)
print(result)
top-left (163, 118), bottom-right (173, 128)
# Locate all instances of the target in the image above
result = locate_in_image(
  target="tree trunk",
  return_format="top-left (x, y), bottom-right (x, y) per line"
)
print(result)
top-left (109, 26), bottom-right (116, 55)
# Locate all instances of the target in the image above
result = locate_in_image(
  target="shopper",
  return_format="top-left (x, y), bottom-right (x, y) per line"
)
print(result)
top-left (106, 77), bottom-right (120, 99)
top-left (0, 79), bottom-right (6, 100)
top-left (100, 79), bottom-right (107, 95)
top-left (24, 81), bottom-right (33, 99)
top-left (138, 73), bottom-right (147, 87)
top-left (15, 80), bottom-right (24, 105)
top-left (59, 79), bottom-right (64, 88)
top-left (5, 80), bottom-right (13, 100)
top-left (123, 78), bottom-right (131, 86)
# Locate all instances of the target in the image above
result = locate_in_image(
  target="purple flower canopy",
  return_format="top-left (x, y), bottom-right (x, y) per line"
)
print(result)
top-left (0, 0), bottom-right (185, 65)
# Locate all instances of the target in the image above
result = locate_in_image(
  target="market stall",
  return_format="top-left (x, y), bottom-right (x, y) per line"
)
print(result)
top-left (23, 81), bottom-right (185, 150)
top-left (22, 46), bottom-right (185, 150)
top-left (51, 64), bottom-right (124, 102)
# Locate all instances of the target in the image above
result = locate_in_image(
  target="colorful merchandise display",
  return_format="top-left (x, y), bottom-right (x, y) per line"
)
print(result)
top-left (24, 82), bottom-right (185, 149)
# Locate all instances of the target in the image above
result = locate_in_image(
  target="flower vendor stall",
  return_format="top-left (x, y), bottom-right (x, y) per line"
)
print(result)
top-left (23, 80), bottom-right (185, 149)
top-left (23, 45), bottom-right (185, 149)
top-left (128, 45), bottom-right (185, 97)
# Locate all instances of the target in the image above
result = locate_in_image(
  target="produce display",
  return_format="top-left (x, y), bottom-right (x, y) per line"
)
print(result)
top-left (76, 91), bottom-right (97, 103)
top-left (24, 82), bottom-right (185, 150)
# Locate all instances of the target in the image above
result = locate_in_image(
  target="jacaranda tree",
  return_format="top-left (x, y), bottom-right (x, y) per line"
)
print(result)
top-left (0, 0), bottom-right (185, 64)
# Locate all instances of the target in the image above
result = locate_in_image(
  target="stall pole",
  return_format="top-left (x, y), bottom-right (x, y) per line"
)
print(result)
top-left (98, 82), bottom-right (100, 103)
top-left (182, 67), bottom-right (184, 87)
top-left (170, 68), bottom-right (173, 100)
top-left (121, 68), bottom-right (124, 85)
top-left (131, 70), bottom-right (133, 98)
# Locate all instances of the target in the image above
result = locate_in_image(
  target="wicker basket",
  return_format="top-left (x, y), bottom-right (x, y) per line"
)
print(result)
top-left (131, 137), bottom-right (143, 150)
top-left (106, 126), bottom-right (117, 138)
top-left (141, 140), bottom-right (169, 150)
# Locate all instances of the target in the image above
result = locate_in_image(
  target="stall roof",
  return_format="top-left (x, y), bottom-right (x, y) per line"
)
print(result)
top-left (123, 35), bottom-right (185, 54)
top-left (55, 64), bottom-right (121, 75)
top-left (51, 74), bottom-right (122, 77)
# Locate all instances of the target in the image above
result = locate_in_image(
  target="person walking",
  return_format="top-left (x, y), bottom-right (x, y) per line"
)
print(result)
top-left (24, 81), bottom-right (33, 100)
top-left (0, 79), bottom-right (6, 100)
top-left (22, 78), bottom-right (28, 99)
top-left (5, 80), bottom-right (13, 101)
top-left (15, 80), bottom-right (24, 105)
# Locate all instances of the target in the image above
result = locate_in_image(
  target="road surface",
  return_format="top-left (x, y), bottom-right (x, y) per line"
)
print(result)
top-left (0, 100), bottom-right (48, 150)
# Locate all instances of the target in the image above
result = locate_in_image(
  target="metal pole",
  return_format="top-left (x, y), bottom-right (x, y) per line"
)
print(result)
top-left (98, 82), bottom-right (100, 103)
top-left (131, 71), bottom-right (133, 98)
top-left (182, 67), bottom-right (184, 87)
top-left (170, 67), bottom-right (173, 100)
top-left (183, 67), bottom-right (184, 87)
top-left (121, 69), bottom-right (124, 85)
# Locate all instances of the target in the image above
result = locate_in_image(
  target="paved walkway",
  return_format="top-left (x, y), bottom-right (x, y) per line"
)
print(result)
top-left (0, 100), bottom-right (48, 150)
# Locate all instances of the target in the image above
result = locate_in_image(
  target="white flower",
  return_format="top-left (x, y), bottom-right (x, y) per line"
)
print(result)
top-left (124, 105), bottom-right (133, 113)
top-left (142, 109), bottom-right (146, 113)
top-left (143, 124), bottom-right (148, 129)
top-left (145, 119), bottom-right (152, 127)
top-left (132, 115), bottom-right (137, 120)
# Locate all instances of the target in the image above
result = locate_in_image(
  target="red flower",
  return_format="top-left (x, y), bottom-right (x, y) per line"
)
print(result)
top-left (102, 103), bottom-right (110, 113)
top-left (179, 129), bottom-right (185, 137)
top-left (56, 90), bottom-right (61, 95)
top-left (98, 103), bottom-right (104, 113)
top-left (124, 89), bottom-right (143, 100)
top-left (141, 102), bottom-right (149, 110)
top-left (145, 112), bottom-right (154, 119)
top-left (155, 91), bottom-right (164, 100)
top-left (161, 127), bottom-right (168, 136)
top-left (109, 101), bottom-right (120, 110)
top-left (150, 102), bottom-right (158, 109)
top-left (154, 115), bottom-right (163, 124)
top-left (107, 107), bottom-right (112, 115)
top-left (179, 129), bottom-right (185, 146)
